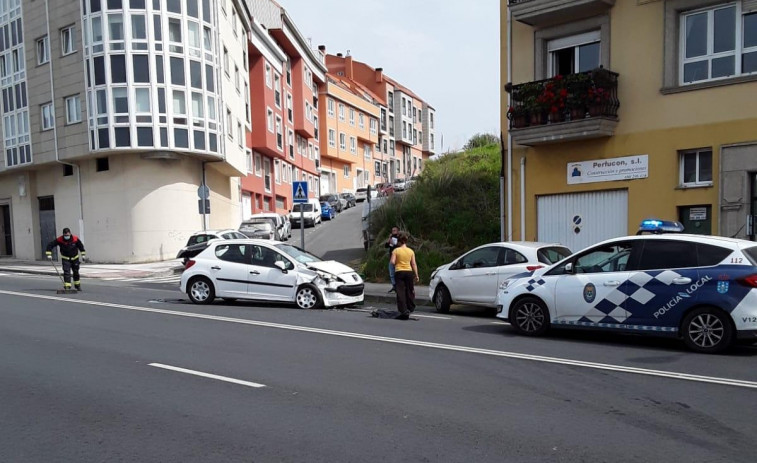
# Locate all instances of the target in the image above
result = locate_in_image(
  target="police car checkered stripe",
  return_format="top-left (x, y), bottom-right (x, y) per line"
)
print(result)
top-left (554, 320), bottom-right (677, 332)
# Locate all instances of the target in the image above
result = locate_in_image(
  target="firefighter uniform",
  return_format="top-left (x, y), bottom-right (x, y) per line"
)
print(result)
top-left (46, 228), bottom-right (86, 290)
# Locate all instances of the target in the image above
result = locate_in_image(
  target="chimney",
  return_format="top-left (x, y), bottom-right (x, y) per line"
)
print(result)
top-left (336, 53), bottom-right (343, 57)
top-left (375, 67), bottom-right (383, 83)
top-left (318, 45), bottom-right (326, 52)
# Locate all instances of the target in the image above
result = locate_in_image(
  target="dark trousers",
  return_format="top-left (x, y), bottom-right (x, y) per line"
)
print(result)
top-left (62, 258), bottom-right (80, 286)
top-left (395, 271), bottom-right (416, 315)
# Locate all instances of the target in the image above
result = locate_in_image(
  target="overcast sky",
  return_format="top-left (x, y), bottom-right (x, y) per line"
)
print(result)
top-left (281, 0), bottom-right (500, 153)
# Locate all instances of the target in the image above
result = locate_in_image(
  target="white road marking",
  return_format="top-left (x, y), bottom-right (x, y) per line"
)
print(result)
top-left (3, 289), bottom-right (757, 390)
top-left (149, 363), bottom-right (266, 388)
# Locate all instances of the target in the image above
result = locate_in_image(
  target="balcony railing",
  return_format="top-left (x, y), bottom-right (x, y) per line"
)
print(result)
top-left (506, 68), bottom-right (619, 145)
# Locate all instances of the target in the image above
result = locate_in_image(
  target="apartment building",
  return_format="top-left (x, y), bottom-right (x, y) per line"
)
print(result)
top-left (244, 0), bottom-right (325, 217)
top-left (501, 0), bottom-right (757, 251)
top-left (0, 0), bottom-right (251, 262)
top-left (326, 53), bottom-right (436, 186)
top-left (318, 73), bottom-right (380, 194)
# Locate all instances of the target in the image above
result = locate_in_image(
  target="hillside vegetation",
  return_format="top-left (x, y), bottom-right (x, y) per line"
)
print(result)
top-left (362, 142), bottom-right (502, 284)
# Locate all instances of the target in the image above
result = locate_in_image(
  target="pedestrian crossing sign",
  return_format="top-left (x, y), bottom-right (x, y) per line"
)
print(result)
top-left (293, 181), bottom-right (308, 203)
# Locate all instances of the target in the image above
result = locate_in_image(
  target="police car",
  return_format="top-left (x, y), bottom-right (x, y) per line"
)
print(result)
top-left (495, 233), bottom-right (757, 353)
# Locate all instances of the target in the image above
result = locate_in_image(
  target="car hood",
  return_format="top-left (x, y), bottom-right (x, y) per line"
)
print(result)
top-left (306, 261), bottom-right (356, 276)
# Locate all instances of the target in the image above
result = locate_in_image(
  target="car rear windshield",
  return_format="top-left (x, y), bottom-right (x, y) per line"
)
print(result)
top-left (743, 246), bottom-right (757, 265)
top-left (292, 204), bottom-right (313, 212)
top-left (356, 188), bottom-right (367, 192)
top-left (240, 222), bottom-right (272, 231)
top-left (538, 246), bottom-right (572, 264)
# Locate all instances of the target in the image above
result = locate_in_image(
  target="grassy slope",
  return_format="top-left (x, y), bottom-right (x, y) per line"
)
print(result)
top-left (362, 143), bottom-right (502, 284)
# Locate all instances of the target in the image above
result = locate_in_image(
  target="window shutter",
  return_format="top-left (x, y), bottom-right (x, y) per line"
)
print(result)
top-left (745, 0), bottom-right (757, 13)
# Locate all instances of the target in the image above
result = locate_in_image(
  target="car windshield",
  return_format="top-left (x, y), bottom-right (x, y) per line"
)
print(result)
top-left (275, 243), bottom-right (322, 264)
top-left (240, 221), bottom-right (272, 231)
top-left (538, 246), bottom-right (572, 264)
top-left (292, 204), bottom-right (313, 212)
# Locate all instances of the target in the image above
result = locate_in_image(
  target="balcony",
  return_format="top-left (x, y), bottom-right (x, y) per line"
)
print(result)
top-left (508, 0), bottom-right (615, 27)
top-left (506, 68), bottom-right (619, 146)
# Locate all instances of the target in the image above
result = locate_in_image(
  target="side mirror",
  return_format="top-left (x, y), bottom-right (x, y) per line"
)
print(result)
top-left (274, 261), bottom-right (287, 273)
top-left (565, 263), bottom-right (574, 274)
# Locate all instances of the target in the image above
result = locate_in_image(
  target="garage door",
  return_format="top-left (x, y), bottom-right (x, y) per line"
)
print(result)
top-left (537, 190), bottom-right (628, 252)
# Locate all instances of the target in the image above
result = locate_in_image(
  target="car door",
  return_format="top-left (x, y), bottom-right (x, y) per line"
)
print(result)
top-left (444, 246), bottom-right (502, 304)
top-left (622, 239), bottom-right (699, 328)
top-left (210, 243), bottom-right (253, 297)
top-left (248, 244), bottom-right (298, 301)
top-left (553, 240), bottom-right (637, 325)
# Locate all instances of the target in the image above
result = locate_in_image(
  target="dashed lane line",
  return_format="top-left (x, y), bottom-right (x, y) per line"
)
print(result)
top-left (2, 289), bottom-right (757, 390)
top-left (149, 363), bottom-right (266, 388)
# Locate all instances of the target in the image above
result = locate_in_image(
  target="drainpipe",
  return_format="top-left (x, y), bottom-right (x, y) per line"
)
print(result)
top-left (46, 0), bottom-right (84, 240)
top-left (506, 5), bottom-right (513, 241)
top-left (520, 156), bottom-right (525, 240)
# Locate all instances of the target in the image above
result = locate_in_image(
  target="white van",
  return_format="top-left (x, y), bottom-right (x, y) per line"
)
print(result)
top-left (290, 199), bottom-right (321, 228)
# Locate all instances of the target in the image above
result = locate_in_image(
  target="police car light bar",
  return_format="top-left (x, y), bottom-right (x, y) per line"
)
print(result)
top-left (637, 219), bottom-right (685, 234)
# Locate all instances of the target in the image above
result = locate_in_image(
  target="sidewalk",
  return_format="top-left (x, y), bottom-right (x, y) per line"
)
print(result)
top-left (0, 258), bottom-right (431, 306)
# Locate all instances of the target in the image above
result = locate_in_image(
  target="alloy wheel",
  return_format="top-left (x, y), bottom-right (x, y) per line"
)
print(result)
top-left (687, 313), bottom-right (725, 349)
top-left (515, 301), bottom-right (546, 333)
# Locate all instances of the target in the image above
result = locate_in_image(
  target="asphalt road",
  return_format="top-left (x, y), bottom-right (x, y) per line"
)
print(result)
top-left (1, 269), bottom-right (757, 462)
top-left (295, 202), bottom-right (365, 268)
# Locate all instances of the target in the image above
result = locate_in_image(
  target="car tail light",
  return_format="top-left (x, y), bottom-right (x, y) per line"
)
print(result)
top-left (527, 265), bottom-right (544, 272)
top-left (738, 274), bottom-right (757, 287)
top-left (185, 259), bottom-right (196, 270)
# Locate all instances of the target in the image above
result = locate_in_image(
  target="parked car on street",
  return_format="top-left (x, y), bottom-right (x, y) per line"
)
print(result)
top-left (244, 213), bottom-right (289, 241)
top-left (495, 232), bottom-right (757, 353)
top-left (181, 239), bottom-right (365, 309)
top-left (429, 242), bottom-right (572, 314)
top-left (290, 199), bottom-right (322, 228)
top-left (339, 192), bottom-right (357, 208)
top-left (392, 178), bottom-right (407, 192)
top-left (355, 187), bottom-right (378, 202)
top-left (239, 220), bottom-right (277, 240)
top-left (375, 182), bottom-right (394, 196)
top-left (321, 202), bottom-right (336, 220)
top-left (176, 229), bottom-right (248, 264)
top-left (319, 194), bottom-right (343, 213)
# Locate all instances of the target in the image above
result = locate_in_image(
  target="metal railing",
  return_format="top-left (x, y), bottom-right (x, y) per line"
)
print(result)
top-left (506, 68), bottom-right (619, 129)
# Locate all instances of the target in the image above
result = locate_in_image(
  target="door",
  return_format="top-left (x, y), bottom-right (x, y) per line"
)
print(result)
top-left (211, 243), bottom-right (253, 297)
top-left (242, 193), bottom-right (252, 221)
top-left (444, 245), bottom-right (503, 304)
top-left (537, 190), bottom-right (628, 252)
top-left (0, 202), bottom-right (11, 256)
top-left (248, 245), bottom-right (297, 301)
top-left (38, 196), bottom-right (56, 260)
top-left (678, 205), bottom-right (712, 235)
top-left (623, 239), bottom-right (699, 327)
top-left (553, 241), bottom-right (636, 324)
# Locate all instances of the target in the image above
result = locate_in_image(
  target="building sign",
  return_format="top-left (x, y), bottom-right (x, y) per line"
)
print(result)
top-left (567, 155), bottom-right (648, 185)
top-left (689, 207), bottom-right (707, 221)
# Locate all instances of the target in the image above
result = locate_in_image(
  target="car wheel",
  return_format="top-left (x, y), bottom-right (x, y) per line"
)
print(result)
top-left (433, 286), bottom-right (451, 313)
top-left (187, 277), bottom-right (215, 305)
top-left (510, 297), bottom-right (550, 336)
top-left (296, 285), bottom-right (323, 310)
top-left (681, 307), bottom-right (734, 354)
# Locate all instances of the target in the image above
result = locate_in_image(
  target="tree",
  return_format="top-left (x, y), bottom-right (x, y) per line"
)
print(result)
top-left (464, 133), bottom-right (499, 150)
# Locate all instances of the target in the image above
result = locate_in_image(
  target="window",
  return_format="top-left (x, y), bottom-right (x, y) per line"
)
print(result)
top-left (547, 31), bottom-right (601, 76)
top-left (338, 103), bottom-right (344, 121)
top-left (388, 91), bottom-right (394, 111)
top-left (235, 65), bottom-right (240, 91)
top-left (37, 36), bottom-right (49, 65)
top-left (680, 3), bottom-right (757, 84)
top-left (41, 103), bottom-right (54, 130)
top-left (349, 136), bottom-right (356, 154)
top-left (680, 149), bottom-right (713, 186)
top-left (358, 113), bottom-right (364, 129)
top-left (286, 93), bottom-right (293, 122)
top-left (370, 118), bottom-right (377, 134)
top-left (327, 98), bottom-right (334, 117)
top-left (328, 129), bottom-right (336, 147)
top-left (343, 165), bottom-right (350, 178)
top-left (264, 157), bottom-right (271, 191)
top-left (238, 121), bottom-right (243, 148)
top-left (374, 161), bottom-right (381, 176)
top-left (349, 108), bottom-right (355, 126)
top-left (459, 247), bottom-right (501, 269)
top-left (255, 152), bottom-right (262, 176)
top-left (339, 132), bottom-right (346, 150)
top-left (276, 116), bottom-right (283, 149)
top-left (637, 240), bottom-right (697, 270)
top-left (96, 157), bottom-right (109, 172)
top-left (570, 242), bottom-right (634, 274)
top-left (265, 63), bottom-right (272, 88)
top-left (267, 108), bottom-right (273, 132)
top-left (61, 26), bottom-right (76, 55)
top-left (275, 159), bottom-right (281, 184)
top-left (223, 47), bottom-right (229, 74)
top-left (65, 96), bottom-right (81, 124)
top-left (274, 74), bottom-right (281, 107)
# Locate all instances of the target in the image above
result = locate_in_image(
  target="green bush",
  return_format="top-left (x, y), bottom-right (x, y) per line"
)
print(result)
top-left (361, 142), bottom-right (502, 284)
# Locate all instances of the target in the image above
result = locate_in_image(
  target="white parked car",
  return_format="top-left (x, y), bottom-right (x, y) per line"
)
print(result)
top-left (429, 242), bottom-right (572, 313)
top-left (180, 239), bottom-right (364, 309)
top-left (355, 187), bottom-right (378, 202)
top-left (290, 199), bottom-right (322, 228)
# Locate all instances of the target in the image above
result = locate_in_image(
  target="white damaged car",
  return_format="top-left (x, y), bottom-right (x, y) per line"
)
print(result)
top-left (180, 239), bottom-right (364, 309)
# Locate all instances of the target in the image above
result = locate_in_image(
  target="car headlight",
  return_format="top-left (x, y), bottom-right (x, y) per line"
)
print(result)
top-left (430, 269), bottom-right (439, 280)
top-left (316, 270), bottom-right (337, 282)
top-left (499, 279), bottom-right (513, 290)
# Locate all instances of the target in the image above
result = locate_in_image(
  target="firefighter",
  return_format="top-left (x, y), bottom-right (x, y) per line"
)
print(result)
top-left (46, 227), bottom-right (86, 291)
